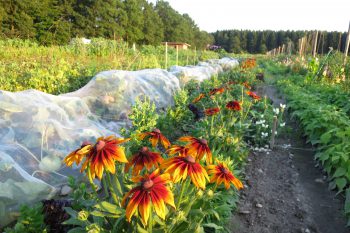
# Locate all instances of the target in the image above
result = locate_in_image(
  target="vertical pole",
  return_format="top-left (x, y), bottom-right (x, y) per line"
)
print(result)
top-left (165, 42), bottom-right (168, 69)
top-left (299, 38), bottom-right (303, 57)
top-left (321, 32), bottom-right (325, 55)
top-left (312, 31), bottom-right (318, 57)
top-left (338, 32), bottom-right (342, 51)
top-left (176, 45), bottom-right (179, 66)
top-left (194, 47), bottom-right (197, 65)
top-left (132, 43), bottom-right (136, 52)
top-left (344, 21), bottom-right (350, 65)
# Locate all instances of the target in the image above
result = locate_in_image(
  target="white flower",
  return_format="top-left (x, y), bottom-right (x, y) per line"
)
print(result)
top-left (260, 114), bottom-right (264, 118)
top-left (273, 108), bottom-right (280, 115)
top-left (261, 132), bottom-right (268, 138)
top-left (280, 122), bottom-right (286, 127)
top-left (280, 104), bottom-right (286, 109)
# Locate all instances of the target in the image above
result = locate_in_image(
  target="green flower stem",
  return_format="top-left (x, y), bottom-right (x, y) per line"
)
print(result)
top-left (177, 180), bottom-right (187, 208)
top-left (106, 172), bottom-right (119, 205)
top-left (243, 102), bottom-right (253, 122)
top-left (87, 166), bottom-right (99, 198)
top-left (148, 203), bottom-right (153, 233)
top-left (102, 176), bottom-right (109, 198)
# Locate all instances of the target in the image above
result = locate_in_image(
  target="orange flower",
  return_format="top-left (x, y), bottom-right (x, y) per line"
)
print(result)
top-left (209, 87), bottom-right (225, 95)
top-left (166, 145), bottom-right (189, 157)
top-left (125, 147), bottom-right (163, 175)
top-left (246, 91), bottom-right (261, 100)
top-left (122, 169), bottom-right (175, 225)
top-left (138, 129), bottom-right (171, 149)
top-left (226, 101), bottom-right (241, 111)
top-left (64, 141), bottom-right (92, 167)
top-left (192, 93), bottom-right (205, 103)
top-left (204, 107), bottom-right (220, 116)
top-left (178, 136), bottom-right (212, 164)
top-left (161, 155), bottom-right (209, 189)
top-left (80, 136), bottom-right (129, 180)
top-left (207, 160), bottom-right (243, 190)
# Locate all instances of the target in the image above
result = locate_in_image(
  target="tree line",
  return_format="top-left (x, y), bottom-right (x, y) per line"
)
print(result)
top-left (212, 30), bottom-right (349, 54)
top-left (0, 0), bottom-right (213, 48)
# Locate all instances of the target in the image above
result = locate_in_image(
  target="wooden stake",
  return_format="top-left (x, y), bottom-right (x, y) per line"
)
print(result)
top-left (338, 32), bottom-right (342, 51)
top-left (176, 45), bottom-right (179, 66)
top-left (312, 31), bottom-right (318, 57)
top-left (344, 21), bottom-right (350, 65)
top-left (165, 42), bottom-right (168, 69)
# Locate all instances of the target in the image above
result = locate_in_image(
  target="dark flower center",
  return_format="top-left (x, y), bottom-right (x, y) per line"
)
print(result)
top-left (95, 140), bottom-right (106, 151)
top-left (140, 147), bottom-right (149, 153)
top-left (199, 139), bottom-right (207, 145)
top-left (153, 128), bottom-right (161, 134)
top-left (219, 166), bottom-right (229, 174)
top-left (142, 179), bottom-right (154, 190)
top-left (184, 155), bottom-right (196, 164)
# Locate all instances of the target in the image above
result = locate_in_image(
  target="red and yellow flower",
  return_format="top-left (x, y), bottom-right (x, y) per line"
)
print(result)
top-left (192, 93), bottom-right (205, 103)
top-left (64, 141), bottom-right (92, 167)
top-left (204, 107), bottom-right (220, 116)
top-left (242, 82), bottom-right (251, 89)
top-left (178, 136), bottom-right (212, 164)
top-left (226, 101), bottom-right (241, 111)
top-left (209, 87), bottom-right (225, 96)
top-left (161, 155), bottom-right (209, 189)
top-left (79, 136), bottom-right (129, 180)
top-left (246, 91), bottom-right (261, 100)
top-left (166, 144), bottom-right (189, 157)
top-left (207, 160), bottom-right (243, 190)
top-left (138, 129), bottom-right (171, 149)
top-left (122, 169), bottom-right (175, 225)
top-left (125, 147), bottom-right (163, 175)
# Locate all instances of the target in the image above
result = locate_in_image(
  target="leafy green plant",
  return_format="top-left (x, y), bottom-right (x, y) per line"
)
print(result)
top-left (4, 204), bottom-right (47, 233)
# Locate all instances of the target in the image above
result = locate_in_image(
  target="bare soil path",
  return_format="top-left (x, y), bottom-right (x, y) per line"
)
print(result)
top-left (230, 85), bottom-right (349, 233)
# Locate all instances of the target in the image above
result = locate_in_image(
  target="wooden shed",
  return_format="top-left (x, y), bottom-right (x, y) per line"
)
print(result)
top-left (162, 42), bottom-right (191, 50)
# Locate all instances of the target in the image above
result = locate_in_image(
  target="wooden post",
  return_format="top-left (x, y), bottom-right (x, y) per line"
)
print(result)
top-left (321, 32), bottom-right (325, 55)
top-left (344, 21), bottom-right (350, 65)
top-left (299, 38), bottom-right (303, 57)
top-left (165, 42), bottom-right (168, 69)
top-left (194, 47), bottom-right (197, 65)
top-left (176, 45), bottom-right (179, 66)
top-left (338, 32), bottom-right (342, 51)
top-left (270, 116), bottom-right (278, 149)
top-left (312, 31), bottom-right (318, 57)
top-left (132, 43), bottom-right (136, 52)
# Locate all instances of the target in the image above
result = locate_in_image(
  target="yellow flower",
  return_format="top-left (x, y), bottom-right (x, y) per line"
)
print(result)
top-left (122, 169), bottom-right (175, 225)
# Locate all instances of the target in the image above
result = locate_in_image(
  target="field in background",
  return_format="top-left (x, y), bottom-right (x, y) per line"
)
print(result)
top-left (0, 39), bottom-right (220, 94)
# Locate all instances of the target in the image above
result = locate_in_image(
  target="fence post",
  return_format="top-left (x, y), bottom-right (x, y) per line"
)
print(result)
top-left (312, 31), bottom-right (318, 57)
top-left (176, 45), bottom-right (179, 66)
top-left (165, 42), bottom-right (168, 69)
top-left (344, 21), bottom-right (350, 65)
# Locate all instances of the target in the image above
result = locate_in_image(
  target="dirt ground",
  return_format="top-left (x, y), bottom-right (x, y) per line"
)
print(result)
top-left (230, 85), bottom-right (349, 233)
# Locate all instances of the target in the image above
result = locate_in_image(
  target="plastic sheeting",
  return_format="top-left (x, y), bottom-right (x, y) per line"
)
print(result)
top-left (0, 57), bottom-right (238, 226)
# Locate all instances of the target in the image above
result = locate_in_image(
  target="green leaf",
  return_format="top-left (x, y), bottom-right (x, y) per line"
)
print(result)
top-left (202, 223), bottom-right (224, 230)
top-left (333, 167), bottom-right (346, 178)
top-left (94, 201), bottom-right (122, 215)
top-left (335, 178), bottom-right (347, 191)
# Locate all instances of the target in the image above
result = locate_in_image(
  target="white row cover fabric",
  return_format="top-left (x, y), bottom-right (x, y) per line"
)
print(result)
top-left (0, 57), bottom-right (238, 226)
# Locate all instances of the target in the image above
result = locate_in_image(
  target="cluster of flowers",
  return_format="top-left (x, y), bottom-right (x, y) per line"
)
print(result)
top-left (64, 129), bottom-right (243, 226)
top-left (240, 58), bottom-right (257, 69)
top-left (191, 82), bottom-right (261, 117)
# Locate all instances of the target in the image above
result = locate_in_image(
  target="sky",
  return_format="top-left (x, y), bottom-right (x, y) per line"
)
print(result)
top-left (148, 0), bottom-right (350, 33)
